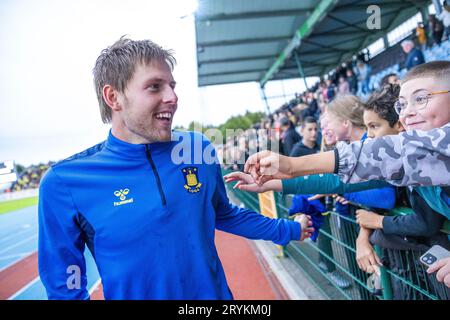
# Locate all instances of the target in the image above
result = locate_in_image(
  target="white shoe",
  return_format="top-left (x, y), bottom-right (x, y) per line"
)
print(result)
top-left (327, 271), bottom-right (351, 289)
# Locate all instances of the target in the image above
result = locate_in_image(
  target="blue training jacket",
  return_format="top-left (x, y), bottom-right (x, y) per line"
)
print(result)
top-left (38, 130), bottom-right (300, 300)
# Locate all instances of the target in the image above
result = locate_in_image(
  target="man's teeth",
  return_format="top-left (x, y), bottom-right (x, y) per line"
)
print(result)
top-left (155, 113), bottom-right (172, 120)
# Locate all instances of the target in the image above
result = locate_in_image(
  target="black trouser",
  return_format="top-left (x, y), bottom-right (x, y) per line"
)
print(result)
top-left (339, 208), bottom-right (376, 300)
top-left (318, 216), bottom-right (336, 272)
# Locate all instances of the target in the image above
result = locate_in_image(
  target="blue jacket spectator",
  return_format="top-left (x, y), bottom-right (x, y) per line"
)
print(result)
top-left (401, 40), bottom-right (425, 70)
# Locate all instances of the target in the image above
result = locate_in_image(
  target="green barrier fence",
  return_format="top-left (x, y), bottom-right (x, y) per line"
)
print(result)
top-left (222, 168), bottom-right (450, 300)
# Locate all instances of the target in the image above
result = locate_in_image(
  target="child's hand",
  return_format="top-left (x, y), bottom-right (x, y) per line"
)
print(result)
top-left (244, 150), bottom-right (294, 185)
top-left (355, 209), bottom-right (384, 229)
top-left (307, 194), bottom-right (348, 205)
top-left (334, 195), bottom-right (349, 205)
top-left (223, 172), bottom-right (265, 193)
top-left (356, 238), bottom-right (382, 275)
top-left (293, 214), bottom-right (314, 241)
top-left (427, 257), bottom-right (450, 288)
top-left (307, 194), bottom-right (335, 201)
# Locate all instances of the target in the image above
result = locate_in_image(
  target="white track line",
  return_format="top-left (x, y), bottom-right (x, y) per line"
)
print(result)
top-left (0, 226), bottom-right (38, 244)
top-left (7, 276), bottom-right (41, 300)
top-left (0, 234), bottom-right (37, 256)
top-left (0, 251), bottom-right (34, 261)
top-left (0, 251), bottom-right (36, 273)
top-left (6, 275), bottom-right (102, 300)
top-left (88, 278), bottom-right (102, 296)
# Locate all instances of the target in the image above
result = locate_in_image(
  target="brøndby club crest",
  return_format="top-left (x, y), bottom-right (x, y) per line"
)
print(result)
top-left (182, 167), bottom-right (202, 193)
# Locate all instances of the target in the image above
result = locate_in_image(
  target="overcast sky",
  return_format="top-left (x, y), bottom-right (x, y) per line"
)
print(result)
top-left (0, 0), bottom-right (315, 166)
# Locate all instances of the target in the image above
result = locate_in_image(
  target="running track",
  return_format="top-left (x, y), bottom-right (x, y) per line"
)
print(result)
top-left (0, 206), bottom-right (101, 300)
top-left (0, 205), bottom-right (287, 300)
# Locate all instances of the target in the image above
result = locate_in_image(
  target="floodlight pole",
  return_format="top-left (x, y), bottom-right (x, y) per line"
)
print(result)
top-left (294, 51), bottom-right (309, 91)
top-left (432, 0), bottom-right (442, 14)
top-left (259, 0), bottom-right (338, 87)
top-left (260, 87), bottom-right (271, 115)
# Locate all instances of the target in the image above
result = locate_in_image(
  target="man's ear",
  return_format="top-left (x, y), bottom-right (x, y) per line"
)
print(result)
top-left (102, 85), bottom-right (122, 112)
top-left (395, 121), bottom-right (405, 133)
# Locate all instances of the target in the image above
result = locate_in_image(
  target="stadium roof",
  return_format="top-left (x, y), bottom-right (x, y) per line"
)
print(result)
top-left (195, 0), bottom-right (429, 87)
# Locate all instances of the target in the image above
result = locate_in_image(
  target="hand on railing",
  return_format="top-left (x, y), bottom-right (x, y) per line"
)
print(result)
top-left (355, 209), bottom-right (384, 229)
top-left (223, 171), bottom-right (282, 193)
top-left (356, 231), bottom-right (382, 275)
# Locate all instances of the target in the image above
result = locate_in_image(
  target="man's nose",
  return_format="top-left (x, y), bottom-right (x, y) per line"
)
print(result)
top-left (163, 87), bottom-right (178, 104)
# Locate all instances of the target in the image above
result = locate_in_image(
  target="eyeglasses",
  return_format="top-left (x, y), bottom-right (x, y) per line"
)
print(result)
top-left (394, 90), bottom-right (450, 115)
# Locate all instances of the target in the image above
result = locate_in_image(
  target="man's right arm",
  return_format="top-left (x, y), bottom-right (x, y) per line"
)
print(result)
top-left (38, 168), bottom-right (89, 300)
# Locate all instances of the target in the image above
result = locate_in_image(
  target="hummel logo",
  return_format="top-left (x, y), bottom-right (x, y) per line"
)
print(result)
top-left (113, 188), bottom-right (134, 206)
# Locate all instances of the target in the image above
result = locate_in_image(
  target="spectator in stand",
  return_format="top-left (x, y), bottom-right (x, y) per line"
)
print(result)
top-left (437, 1), bottom-right (450, 41)
top-left (279, 117), bottom-right (301, 156)
top-left (286, 108), bottom-right (298, 127)
top-left (317, 91), bottom-right (327, 114)
top-left (346, 69), bottom-right (358, 94)
top-left (416, 22), bottom-right (427, 52)
top-left (11, 163), bottom-right (51, 192)
top-left (290, 116), bottom-right (320, 157)
top-left (380, 73), bottom-right (400, 87)
top-left (401, 39), bottom-right (425, 71)
top-left (356, 60), bottom-right (371, 95)
top-left (325, 78), bottom-right (336, 102)
top-left (320, 81), bottom-right (328, 103)
top-left (429, 14), bottom-right (445, 46)
top-left (337, 76), bottom-right (350, 96)
top-left (302, 92), bottom-right (320, 120)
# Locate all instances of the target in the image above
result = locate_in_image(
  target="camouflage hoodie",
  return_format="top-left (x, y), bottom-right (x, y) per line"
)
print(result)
top-left (335, 123), bottom-right (450, 187)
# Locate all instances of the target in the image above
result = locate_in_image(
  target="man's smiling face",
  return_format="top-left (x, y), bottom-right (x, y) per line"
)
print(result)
top-left (116, 60), bottom-right (178, 143)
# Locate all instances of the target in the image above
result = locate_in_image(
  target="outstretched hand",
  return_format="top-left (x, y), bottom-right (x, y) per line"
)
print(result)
top-left (244, 150), bottom-right (294, 185)
top-left (223, 171), bottom-right (282, 193)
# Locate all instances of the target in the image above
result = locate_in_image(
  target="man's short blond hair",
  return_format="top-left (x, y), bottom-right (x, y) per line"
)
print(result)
top-left (401, 61), bottom-right (450, 86)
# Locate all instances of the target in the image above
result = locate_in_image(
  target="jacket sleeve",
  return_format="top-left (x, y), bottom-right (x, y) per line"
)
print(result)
top-left (344, 187), bottom-right (396, 210)
top-left (213, 164), bottom-right (300, 246)
top-left (282, 173), bottom-right (391, 195)
top-left (382, 190), bottom-right (447, 237)
top-left (335, 124), bottom-right (450, 186)
top-left (38, 168), bottom-right (89, 300)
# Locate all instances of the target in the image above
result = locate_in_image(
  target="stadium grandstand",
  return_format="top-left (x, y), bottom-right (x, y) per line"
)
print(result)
top-left (1, 0), bottom-right (449, 301)
top-left (0, 161), bottom-right (18, 193)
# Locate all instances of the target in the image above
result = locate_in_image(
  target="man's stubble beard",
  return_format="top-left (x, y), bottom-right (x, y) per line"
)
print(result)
top-left (123, 99), bottom-right (172, 143)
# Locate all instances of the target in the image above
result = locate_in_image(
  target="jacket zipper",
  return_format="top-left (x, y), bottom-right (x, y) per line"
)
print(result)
top-left (145, 144), bottom-right (167, 206)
